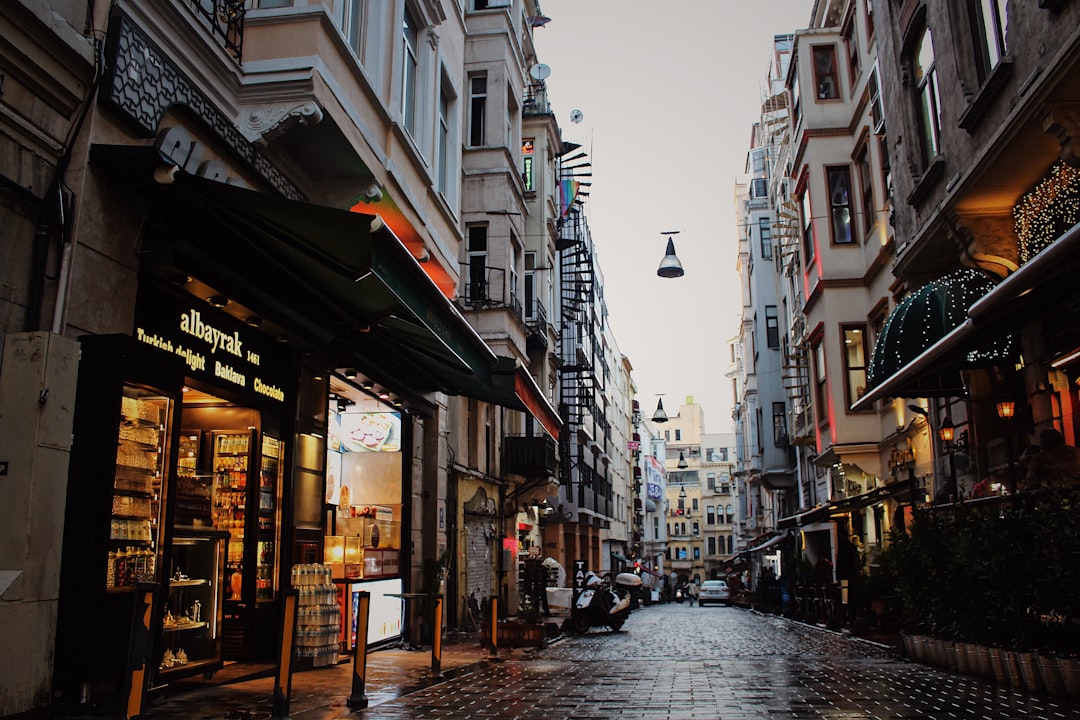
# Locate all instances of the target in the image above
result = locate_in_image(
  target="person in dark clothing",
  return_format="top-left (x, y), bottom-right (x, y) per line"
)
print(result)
top-left (522, 557), bottom-right (550, 616)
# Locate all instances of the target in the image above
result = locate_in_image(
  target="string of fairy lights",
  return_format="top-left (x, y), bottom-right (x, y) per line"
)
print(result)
top-left (1014, 162), bottom-right (1080, 263)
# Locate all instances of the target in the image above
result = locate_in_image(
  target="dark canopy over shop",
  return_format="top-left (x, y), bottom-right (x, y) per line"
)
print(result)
top-left (90, 143), bottom-right (560, 438)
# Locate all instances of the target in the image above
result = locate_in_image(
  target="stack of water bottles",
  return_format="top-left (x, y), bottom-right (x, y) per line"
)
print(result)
top-left (290, 563), bottom-right (341, 667)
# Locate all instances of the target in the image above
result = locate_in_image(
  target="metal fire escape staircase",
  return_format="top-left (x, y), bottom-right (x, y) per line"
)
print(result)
top-left (557, 236), bottom-right (597, 492)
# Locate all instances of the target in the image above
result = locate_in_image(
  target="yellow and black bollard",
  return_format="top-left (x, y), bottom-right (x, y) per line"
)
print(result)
top-left (270, 588), bottom-right (299, 720)
top-left (431, 594), bottom-right (444, 676)
top-left (346, 591), bottom-right (372, 710)
top-left (122, 582), bottom-right (158, 720)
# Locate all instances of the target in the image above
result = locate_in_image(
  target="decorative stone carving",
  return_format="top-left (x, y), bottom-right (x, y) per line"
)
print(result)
top-left (239, 101), bottom-right (324, 145)
top-left (1042, 102), bottom-right (1080, 168)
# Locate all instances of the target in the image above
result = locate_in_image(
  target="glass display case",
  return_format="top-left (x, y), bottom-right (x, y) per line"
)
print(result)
top-left (257, 435), bottom-right (282, 601)
top-left (211, 430), bottom-right (250, 591)
top-left (107, 385), bottom-right (170, 590)
top-left (174, 431), bottom-right (212, 527)
top-left (158, 530), bottom-right (227, 681)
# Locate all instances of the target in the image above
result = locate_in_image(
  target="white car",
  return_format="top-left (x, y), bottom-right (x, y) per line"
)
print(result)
top-left (697, 580), bottom-right (731, 606)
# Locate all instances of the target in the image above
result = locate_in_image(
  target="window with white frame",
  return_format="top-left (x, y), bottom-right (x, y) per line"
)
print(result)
top-left (400, 6), bottom-right (421, 138)
top-left (759, 217), bottom-right (773, 259)
top-left (706, 506), bottom-right (715, 524)
top-left (466, 225), bottom-right (488, 304)
top-left (970, 0), bottom-right (1007, 83)
top-left (912, 23), bottom-right (942, 166)
top-left (857, 144), bottom-right (874, 236)
top-left (765, 305), bottom-right (780, 349)
top-left (843, 325), bottom-right (869, 406)
top-left (773, 402), bottom-right (787, 446)
top-left (800, 189), bottom-right (815, 264)
top-left (814, 340), bottom-right (827, 423)
top-left (842, 12), bottom-right (859, 85)
top-left (868, 65), bottom-right (885, 134)
top-left (337, 0), bottom-right (365, 59)
top-left (524, 252), bottom-right (537, 320)
top-left (436, 73), bottom-right (453, 197)
top-left (469, 74), bottom-right (487, 146)
top-left (827, 166), bottom-right (856, 244)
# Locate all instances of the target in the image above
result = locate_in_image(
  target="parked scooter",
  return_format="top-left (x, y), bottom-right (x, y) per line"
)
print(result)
top-left (572, 571), bottom-right (642, 633)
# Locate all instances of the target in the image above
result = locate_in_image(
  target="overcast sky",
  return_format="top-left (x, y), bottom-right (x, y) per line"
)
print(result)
top-left (533, 0), bottom-right (813, 433)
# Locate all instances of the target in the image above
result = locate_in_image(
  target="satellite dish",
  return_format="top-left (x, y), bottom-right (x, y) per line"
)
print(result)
top-left (529, 63), bottom-right (551, 81)
top-left (570, 109), bottom-right (584, 124)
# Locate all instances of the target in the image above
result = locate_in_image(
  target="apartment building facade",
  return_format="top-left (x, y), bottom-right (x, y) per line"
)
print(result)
top-left (0, 1), bottom-right (630, 715)
top-left (859, 1), bottom-right (1080, 505)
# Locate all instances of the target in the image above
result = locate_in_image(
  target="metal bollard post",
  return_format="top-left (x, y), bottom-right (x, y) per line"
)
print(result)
top-left (431, 594), bottom-right (444, 676)
top-left (346, 591), bottom-right (371, 710)
top-left (122, 582), bottom-right (158, 720)
top-left (489, 596), bottom-right (498, 660)
top-left (271, 588), bottom-right (299, 720)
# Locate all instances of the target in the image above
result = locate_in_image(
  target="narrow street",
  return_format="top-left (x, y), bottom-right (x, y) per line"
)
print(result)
top-left (357, 604), bottom-right (1080, 720)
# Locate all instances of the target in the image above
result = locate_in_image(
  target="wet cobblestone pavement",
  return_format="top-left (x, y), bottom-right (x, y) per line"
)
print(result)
top-left (353, 604), bottom-right (1080, 720)
top-left (25, 604), bottom-right (1080, 719)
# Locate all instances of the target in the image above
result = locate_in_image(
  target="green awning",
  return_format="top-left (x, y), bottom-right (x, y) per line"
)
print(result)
top-left (864, 267), bottom-right (1002, 400)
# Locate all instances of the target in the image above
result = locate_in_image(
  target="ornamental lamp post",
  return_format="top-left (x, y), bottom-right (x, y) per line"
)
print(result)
top-left (939, 416), bottom-right (958, 503)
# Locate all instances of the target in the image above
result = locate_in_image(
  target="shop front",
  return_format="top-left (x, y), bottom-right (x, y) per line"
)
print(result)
top-left (53, 282), bottom-right (300, 709)
top-left (50, 14), bottom-right (559, 712)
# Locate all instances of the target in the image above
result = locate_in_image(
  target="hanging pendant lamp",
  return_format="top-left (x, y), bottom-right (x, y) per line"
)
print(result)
top-left (657, 232), bottom-right (685, 278)
top-left (652, 397), bottom-right (669, 423)
top-left (677, 451), bottom-right (688, 469)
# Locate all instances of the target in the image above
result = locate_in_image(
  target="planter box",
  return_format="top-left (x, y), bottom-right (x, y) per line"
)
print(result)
top-left (481, 621), bottom-right (547, 648)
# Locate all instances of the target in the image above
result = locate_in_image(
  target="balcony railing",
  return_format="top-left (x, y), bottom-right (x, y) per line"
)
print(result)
top-left (504, 435), bottom-right (557, 477)
top-left (187, 0), bottom-right (245, 62)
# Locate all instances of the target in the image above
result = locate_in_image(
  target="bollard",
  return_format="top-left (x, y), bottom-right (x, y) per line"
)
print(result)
top-left (431, 594), bottom-right (444, 676)
top-left (346, 591), bottom-right (371, 710)
top-left (122, 582), bottom-right (158, 720)
top-left (489, 596), bottom-right (498, 660)
top-left (271, 588), bottom-right (299, 720)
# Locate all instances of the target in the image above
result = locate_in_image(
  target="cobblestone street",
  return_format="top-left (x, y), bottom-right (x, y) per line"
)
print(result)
top-left (354, 604), bottom-right (1080, 720)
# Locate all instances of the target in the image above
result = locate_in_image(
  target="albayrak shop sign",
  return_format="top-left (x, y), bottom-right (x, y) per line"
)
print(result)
top-left (136, 285), bottom-right (289, 404)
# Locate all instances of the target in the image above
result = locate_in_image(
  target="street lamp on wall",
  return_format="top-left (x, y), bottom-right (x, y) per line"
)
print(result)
top-left (938, 416), bottom-right (963, 502)
top-left (997, 400), bottom-right (1017, 492)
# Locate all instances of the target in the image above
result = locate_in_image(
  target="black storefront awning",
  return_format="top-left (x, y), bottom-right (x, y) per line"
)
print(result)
top-left (745, 532), bottom-right (788, 554)
top-left (90, 144), bottom-right (557, 426)
top-left (854, 221), bottom-right (1080, 411)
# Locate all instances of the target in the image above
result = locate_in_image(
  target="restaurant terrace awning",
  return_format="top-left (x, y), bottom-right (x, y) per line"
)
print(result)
top-left (90, 143), bottom-right (561, 438)
top-left (863, 267), bottom-right (999, 401)
top-left (853, 221), bottom-right (1080, 411)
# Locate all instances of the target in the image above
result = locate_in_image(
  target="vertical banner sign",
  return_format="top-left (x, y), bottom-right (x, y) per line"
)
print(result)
top-left (573, 559), bottom-right (586, 601)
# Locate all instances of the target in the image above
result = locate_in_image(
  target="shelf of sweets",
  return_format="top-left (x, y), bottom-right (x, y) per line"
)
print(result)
top-left (111, 495), bottom-right (153, 517)
top-left (106, 546), bottom-right (156, 589)
top-left (109, 518), bottom-right (153, 542)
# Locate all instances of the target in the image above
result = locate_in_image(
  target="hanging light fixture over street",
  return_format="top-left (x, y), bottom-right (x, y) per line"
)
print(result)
top-left (677, 451), bottom-right (688, 469)
top-left (652, 396), bottom-right (669, 423)
top-left (657, 230), bottom-right (685, 278)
